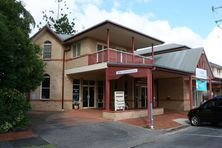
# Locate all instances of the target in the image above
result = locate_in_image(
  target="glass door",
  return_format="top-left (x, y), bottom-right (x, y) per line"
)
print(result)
top-left (83, 86), bottom-right (95, 108)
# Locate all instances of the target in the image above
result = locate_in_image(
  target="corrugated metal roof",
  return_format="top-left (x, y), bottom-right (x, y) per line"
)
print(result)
top-left (154, 48), bottom-right (203, 73)
top-left (210, 62), bottom-right (222, 69)
top-left (135, 43), bottom-right (190, 55)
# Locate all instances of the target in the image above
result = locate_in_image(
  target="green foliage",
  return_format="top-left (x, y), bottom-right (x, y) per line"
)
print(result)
top-left (37, 0), bottom-right (76, 34)
top-left (0, 0), bottom-right (45, 93)
top-left (0, 88), bottom-right (31, 133)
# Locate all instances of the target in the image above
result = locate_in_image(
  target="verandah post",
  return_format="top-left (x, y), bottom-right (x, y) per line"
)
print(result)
top-left (147, 69), bottom-right (153, 128)
top-left (106, 68), bottom-right (110, 112)
top-left (189, 76), bottom-right (193, 110)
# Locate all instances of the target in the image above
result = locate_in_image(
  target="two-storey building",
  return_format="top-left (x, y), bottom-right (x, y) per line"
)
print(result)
top-left (30, 20), bottom-right (214, 123)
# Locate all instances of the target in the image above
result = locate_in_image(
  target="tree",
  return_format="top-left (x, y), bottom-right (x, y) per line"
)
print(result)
top-left (0, 0), bottom-right (45, 93)
top-left (37, 0), bottom-right (76, 34)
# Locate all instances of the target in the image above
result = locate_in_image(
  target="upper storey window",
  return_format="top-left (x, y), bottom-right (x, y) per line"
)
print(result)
top-left (43, 41), bottom-right (52, 59)
top-left (96, 43), bottom-right (107, 51)
top-left (72, 42), bottom-right (81, 57)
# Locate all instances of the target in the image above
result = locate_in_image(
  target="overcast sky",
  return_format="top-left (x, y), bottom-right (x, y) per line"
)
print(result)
top-left (22, 0), bottom-right (222, 65)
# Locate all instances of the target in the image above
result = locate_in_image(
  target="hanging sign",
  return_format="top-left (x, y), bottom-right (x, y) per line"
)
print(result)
top-left (196, 80), bottom-right (207, 91)
top-left (196, 68), bottom-right (207, 79)
top-left (114, 91), bottom-right (125, 111)
top-left (116, 69), bottom-right (138, 75)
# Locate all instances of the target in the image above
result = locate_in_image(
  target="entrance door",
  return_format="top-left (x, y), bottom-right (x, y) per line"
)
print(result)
top-left (83, 86), bottom-right (95, 108)
top-left (137, 86), bottom-right (147, 108)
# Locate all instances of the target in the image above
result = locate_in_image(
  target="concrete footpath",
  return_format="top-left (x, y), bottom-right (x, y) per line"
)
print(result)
top-left (0, 110), bottom-right (189, 148)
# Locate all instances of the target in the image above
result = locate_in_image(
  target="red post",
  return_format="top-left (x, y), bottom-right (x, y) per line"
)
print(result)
top-left (106, 29), bottom-right (110, 62)
top-left (189, 76), bottom-right (193, 110)
top-left (132, 36), bottom-right (135, 63)
top-left (147, 69), bottom-right (152, 127)
top-left (106, 68), bottom-right (110, 112)
top-left (151, 44), bottom-right (154, 64)
top-left (209, 79), bottom-right (212, 99)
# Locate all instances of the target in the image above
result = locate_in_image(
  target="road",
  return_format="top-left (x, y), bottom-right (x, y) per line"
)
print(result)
top-left (135, 126), bottom-right (222, 148)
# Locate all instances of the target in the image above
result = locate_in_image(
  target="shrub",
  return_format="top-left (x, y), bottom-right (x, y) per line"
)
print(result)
top-left (0, 88), bottom-right (31, 133)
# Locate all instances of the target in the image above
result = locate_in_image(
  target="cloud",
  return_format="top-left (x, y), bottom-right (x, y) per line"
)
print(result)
top-left (22, 0), bottom-right (222, 65)
top-left (203, 27), bottom-right (222, 65)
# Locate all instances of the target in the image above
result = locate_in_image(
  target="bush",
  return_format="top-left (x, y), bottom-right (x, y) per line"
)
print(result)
top-left (0, 88), bottom-right (31, 133)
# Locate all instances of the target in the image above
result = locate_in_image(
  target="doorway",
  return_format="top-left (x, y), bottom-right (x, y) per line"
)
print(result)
top-left (136, 86), bottom-right (147, 108)
top-left (83, 86), bottom-right (95, 108)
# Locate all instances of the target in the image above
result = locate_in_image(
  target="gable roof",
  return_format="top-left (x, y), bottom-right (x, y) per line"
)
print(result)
top-left (30, 25), bottom-right (73, 42)
top-left (154, 48), bottom-right (203, 73)
top-left (135, 43), bottom-right (191, 55)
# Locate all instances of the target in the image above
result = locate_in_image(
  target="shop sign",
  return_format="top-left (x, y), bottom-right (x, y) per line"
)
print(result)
top-left (116, 69), bottom-right (138, 75)
top-left (196, 68), bottom-right (207, 79)
top-left (196, 80), bottom-right (207, 91)
top-left (114, 91), bottom-right (125, 111)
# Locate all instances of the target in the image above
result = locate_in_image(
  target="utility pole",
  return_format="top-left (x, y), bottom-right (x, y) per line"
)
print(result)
top-left (212, 5), bottom-right (222, 29)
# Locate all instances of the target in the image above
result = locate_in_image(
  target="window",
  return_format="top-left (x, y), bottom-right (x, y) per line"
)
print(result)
top-left (72, 42), bottom-right (81, 57)
top-left (202, 100), bottom-right (215, 109)
top-left (43, 41), bottom-right (52, 59)
top-left (217, 69), bottom-right (221, 75)
top-left (41, 74), bottom-right (50, 99)
top-left (97, 80), bottom-right (104, 108)
top-left (96, 43), bottom-right (107, 51)
top-left (73, 79), bottom-right (80, 102)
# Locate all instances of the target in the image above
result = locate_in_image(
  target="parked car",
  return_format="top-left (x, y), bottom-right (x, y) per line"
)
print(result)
top-left (188, 95), bottom-right (222, 126)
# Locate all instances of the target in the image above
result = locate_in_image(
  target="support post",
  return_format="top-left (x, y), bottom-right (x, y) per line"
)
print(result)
top-left (151, 44), bottom-right (154, 63)
top-left (147, 69), bottom-right (153, 128)
top-left (189, 76), bottom-right (193, 110)
top-left (61, 49), bottom-right (65, 110)
top-left (209, 78), bottom-right (212, 99)
top-left (132, 36), bottom-right (135, 63)
top-left (106, 29), bottom-right (110, 62)
top-left (106, 68), bottom-right (110, 112)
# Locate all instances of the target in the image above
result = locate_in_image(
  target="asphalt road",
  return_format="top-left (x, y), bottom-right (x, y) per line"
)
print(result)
top-left (135, 126), bottom-right (222, 148)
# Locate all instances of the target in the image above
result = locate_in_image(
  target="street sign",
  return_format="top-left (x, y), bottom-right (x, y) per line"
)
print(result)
top-left (116, 69), bottom-right (138, 75)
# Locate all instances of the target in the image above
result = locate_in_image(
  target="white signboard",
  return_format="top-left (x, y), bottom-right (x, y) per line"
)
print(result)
top-left (114, 91), bottom-right (125, 111)
top-left (116, 69), bottom-right (138, 75)
top-left (196, 68), bottom-right (207, 79)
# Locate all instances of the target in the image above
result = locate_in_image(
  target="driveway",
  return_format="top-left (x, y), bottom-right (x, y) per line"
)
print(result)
top-left (0, 110), bottom-right (161, 148)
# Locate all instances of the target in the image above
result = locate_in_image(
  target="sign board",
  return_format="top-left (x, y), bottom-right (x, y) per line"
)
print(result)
top-left (196, 80), bottom-right (207, 91)
top-left (196, 68), bottom-right (207, 79)
top-left (116, 69), bottom-right (138, 75)
top-left (114, 91), bottom-right (125, 111)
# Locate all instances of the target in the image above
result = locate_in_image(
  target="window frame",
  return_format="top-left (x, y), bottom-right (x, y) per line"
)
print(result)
top-left (40, 74), bottom-right (50, 100)
top-left (96, 43), bottom-right (107, 51)
top-left (72, 42), bottom-right (81, 58)
top-left (43, 41), bottom-right (52, 59)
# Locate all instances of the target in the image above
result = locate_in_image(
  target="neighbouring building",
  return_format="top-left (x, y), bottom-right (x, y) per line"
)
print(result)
top-left (210, 62), bottom-right (222, 96)
top-left (30, 20), bottom-right (215, 122)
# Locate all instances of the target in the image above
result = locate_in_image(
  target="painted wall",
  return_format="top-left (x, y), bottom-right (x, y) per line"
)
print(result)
top-left (158, 77), bottom-right (185, 111)
top-left (31, 31), bottom-right (66, 111)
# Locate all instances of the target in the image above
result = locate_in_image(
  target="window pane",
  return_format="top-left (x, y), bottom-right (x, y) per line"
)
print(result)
top-left (97, 44), bottom-right (103, 51)
top-left (42, 89), bottom-right (50, 99)
top-left (73, 85), bottom-right (80, 101)
top-left (77, 43), bottom-right (80, 56)
top-left (42, 77), bottom-right (50, 87)
top-left (43, 42), bottom-right (52, 59)
top-left (73, 79), bottom-right (80, 85)
top-left (89, 80), bottom-right (95, 85)
top-left (83, 80), bottom-right (88, 85)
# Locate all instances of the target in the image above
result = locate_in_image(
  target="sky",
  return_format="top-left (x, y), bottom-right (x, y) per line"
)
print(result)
top-left (22, 0), bottom-right (222, 65)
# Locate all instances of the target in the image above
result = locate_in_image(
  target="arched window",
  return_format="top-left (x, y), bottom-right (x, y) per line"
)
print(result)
top-left (41, 74), bottom-right (50, 99)
top-left (43, 41), bottom-right (52, 59)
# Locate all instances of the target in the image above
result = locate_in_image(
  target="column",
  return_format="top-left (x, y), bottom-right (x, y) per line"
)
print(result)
top-left (147, 69), bottom-right (153, 127)
top-left (106, 68), bottom-right (110, 112)
top-left (209, 79), bottom-right (212, 99)
top-left (131, 37), bottom-right (135, 63)
top-left (189, 76), bottom-right (193, 110)
top-left (106, 29), bottom-right (110, 62)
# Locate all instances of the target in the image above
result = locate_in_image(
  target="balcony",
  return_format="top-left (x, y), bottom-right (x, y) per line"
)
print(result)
top-left (88, 48), bottom-right (153, 65)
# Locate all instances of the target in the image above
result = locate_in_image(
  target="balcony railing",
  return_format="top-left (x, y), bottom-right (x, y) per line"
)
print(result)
top-left (88, 48), bottom-right (153, 65)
